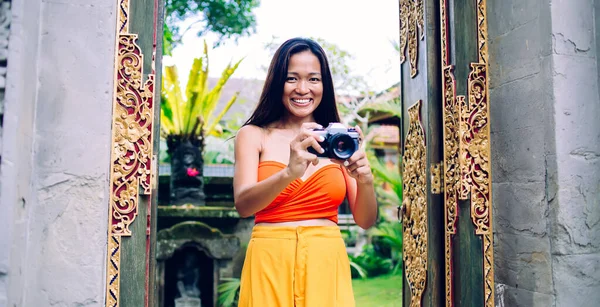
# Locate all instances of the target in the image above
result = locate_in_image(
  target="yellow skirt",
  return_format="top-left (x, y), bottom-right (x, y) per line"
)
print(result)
top-left (238, 225), bottom-right (356, 307)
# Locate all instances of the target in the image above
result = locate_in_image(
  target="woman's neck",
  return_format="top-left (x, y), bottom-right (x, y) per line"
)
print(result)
top-left (277, 114), bottom-right (316, 131)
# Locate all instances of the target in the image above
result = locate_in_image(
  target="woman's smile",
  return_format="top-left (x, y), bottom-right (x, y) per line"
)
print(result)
top-left (290, 97), bottom-right (313, 106)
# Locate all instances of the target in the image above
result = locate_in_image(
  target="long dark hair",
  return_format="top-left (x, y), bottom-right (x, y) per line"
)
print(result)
top-left (243, 37), bottom-right (341, 128)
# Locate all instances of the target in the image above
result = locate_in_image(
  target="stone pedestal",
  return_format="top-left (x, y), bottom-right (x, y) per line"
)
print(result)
top-left (174, 297), bottom-right (201, 307)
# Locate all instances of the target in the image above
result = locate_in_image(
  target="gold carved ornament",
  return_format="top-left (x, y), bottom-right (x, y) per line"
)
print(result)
top-left (460, 63), bottom-right (494, 307)
top-left (402, 101), bottom-right (428, 307)
top-left (399, 0), bottom-right (424, 78)
top-left (105, 1), bottom-right (156, 306)
top-left (473, 4), bottom-right (494, 304)
top-left (442, 65), bottom-right (459, 307)
top-left (440, 0), bottom-right (494, 305)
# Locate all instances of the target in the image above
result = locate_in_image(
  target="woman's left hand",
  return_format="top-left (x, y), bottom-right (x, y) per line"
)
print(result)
top-left (331, 125), bottom-right (374, 184)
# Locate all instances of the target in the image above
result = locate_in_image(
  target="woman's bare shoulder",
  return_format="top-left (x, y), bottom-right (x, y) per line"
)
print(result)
top-left (236, 124), bottom-right (262, 136)
top-left (235, 125), bottom-right (263, 150)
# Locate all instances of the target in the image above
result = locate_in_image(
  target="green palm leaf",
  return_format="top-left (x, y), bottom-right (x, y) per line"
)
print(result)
top-left (217, 277), bottom-right (241, 307)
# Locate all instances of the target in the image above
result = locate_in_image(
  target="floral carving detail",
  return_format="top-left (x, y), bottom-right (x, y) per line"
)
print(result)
top-left (402, 100), bottom-right (427, 307)
top-left (110, 34), bottom-right (154, 236)
top-left (399, 0), bottom-right (425, 78)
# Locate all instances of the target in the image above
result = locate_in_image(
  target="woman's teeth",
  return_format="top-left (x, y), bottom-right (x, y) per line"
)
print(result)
top-left (292, 98), bottom-right (311, 105)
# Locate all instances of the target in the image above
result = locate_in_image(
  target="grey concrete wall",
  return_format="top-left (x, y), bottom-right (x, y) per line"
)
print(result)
top-left (489, 0), bottom-right (600, 306)
top-left (548, 0), bottom-right (600, 305)
top-left (0, 0), bottom-right (117, 305)
top-left (0, 0), bottom-right (44, 304)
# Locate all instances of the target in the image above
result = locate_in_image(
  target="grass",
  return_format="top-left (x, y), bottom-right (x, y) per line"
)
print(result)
top-left (352, 273), bottom-right (403, 307)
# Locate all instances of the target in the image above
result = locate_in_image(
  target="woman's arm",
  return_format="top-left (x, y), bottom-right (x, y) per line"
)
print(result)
top-left (342, 155), bottom-right (378, 229)
top-left (233, 125), bottom-right (295, 217)
top-left (337, 125), bottom-right (378, 229)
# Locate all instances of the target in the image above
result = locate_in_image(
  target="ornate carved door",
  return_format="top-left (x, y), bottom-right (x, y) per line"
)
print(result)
top-left (399, 1), bottom-right (495, 306)
top-left (104, 0), bottom-right (164, 306)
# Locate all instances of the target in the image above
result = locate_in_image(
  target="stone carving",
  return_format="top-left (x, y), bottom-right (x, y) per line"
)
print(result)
top-left (176, 253), bottom-right (201, 299)
top-left (167, 136), bottom-right (206, 205)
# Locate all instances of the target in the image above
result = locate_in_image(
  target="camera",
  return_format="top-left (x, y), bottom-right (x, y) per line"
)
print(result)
top-left (308, 123), bottom-right (361, 160)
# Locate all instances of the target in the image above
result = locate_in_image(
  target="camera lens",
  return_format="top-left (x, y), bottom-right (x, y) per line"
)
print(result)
top-left (329, 134), bottom-right (357, 160)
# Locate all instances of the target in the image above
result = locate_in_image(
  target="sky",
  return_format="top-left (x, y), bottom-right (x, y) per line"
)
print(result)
top-left (166, 0), bottom-right (401, 93)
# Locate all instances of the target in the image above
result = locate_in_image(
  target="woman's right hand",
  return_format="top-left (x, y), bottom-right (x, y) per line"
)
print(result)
top-left (285, 122), bottom-right (325, 180)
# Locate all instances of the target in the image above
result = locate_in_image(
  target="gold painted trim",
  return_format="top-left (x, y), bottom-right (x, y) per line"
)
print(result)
top-left (106, 235), bottom-right (121, 307)
top-left (442, 65), bottom-right (459, 307)
top-left (402, 100), bottom-right (428, 307)
top-left (105, 0), bottom-right (156, 305)
top-left (399, 0), bottom-right (424, 78)
top-left (477, 0), bottom-right (488, 63)
top-left (477, 3), bottom-right (494, 304)
top-left (440, 0), bottom-right (449, 67)
top-left (118, 0), bottom-right (129, 34)
top-left (440, 2), bottom-right (459, 305)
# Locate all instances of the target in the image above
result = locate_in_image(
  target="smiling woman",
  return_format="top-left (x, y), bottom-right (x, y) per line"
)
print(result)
top-left (232, 37), bottom-right (378, 306)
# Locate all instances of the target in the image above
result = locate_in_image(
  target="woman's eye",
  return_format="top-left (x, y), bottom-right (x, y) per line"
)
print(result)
top-left (309, 78), bottom-right (321, 82)
top-left (286, 77), bottom-right (297, 82)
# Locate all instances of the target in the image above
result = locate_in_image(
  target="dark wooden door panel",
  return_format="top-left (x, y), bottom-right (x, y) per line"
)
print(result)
top-left (401, 1), bottom-right (495, 306)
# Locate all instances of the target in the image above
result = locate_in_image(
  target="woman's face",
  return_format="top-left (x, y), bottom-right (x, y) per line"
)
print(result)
top-left (281, 50), bottom-right (323, 120)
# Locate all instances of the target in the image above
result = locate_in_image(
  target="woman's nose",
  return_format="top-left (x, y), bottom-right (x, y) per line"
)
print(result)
top-left (295, 81), bottom-right (309, 94)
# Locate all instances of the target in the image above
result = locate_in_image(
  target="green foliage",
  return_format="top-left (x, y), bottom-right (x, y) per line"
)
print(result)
top-left (367, 152), bottom-right (403, 206)
top-left (348, 245), bottom-right (393, 278)
top-left (164, 0), bottom-right (260, 54)
top-left (361, 97), bottom-right (403, 120)
top-left (349, 259), bottom-right (368, 279)
top-left (160, 41), bottom-right (243, 142)
top-left (309, 37), bottom-right (369, 95)
top-left (370, 221), bottom-right (403, 274)
top-left (204, 136), bottom-right (235, 164)
top-left (217, 277), bottom-right (241, 307)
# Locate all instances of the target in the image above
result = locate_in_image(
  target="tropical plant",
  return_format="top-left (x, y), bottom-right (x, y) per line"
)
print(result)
top-left (160, 41), bottom-right (242, 204)
top-left (348, 245), bottom-right (393, 278)
top-left (217, 277), bottom-right (241, 307)
top-left (367, 152), bottom-right (403, 207)
top-left (370, 221), bottom-right (403, 274)
top-left (360, 96), bottom-right (403, 120)
top-left (160, 40), bottom-right (243, 146)
top-left (349, 258), bottom-right (368, 279)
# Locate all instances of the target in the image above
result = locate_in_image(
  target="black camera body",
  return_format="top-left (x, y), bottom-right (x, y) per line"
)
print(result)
top-left (308, 123), bottom-right (360, 160)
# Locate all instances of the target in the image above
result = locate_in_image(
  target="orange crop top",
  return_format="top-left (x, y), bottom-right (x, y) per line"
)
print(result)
top-left (254, 161), bottom-right (347, 224)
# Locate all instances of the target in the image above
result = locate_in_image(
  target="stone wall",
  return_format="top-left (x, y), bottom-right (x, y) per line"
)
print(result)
top-left (0, 1), bottom-right (10, 305)
top-left (0, 0), bottom-right (117, 305)
top-left (488, 0), bottom-right (600, 306)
